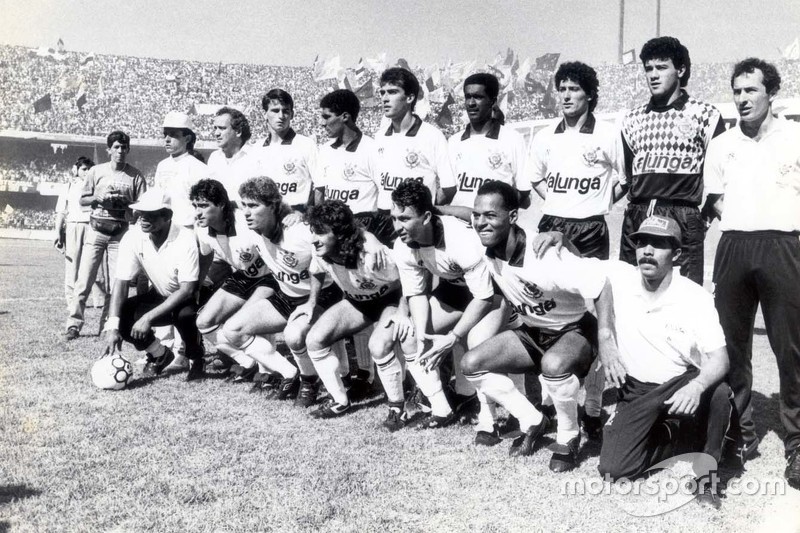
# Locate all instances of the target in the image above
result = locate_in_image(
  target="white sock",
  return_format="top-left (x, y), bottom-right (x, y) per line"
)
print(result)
top-left (308, 346), bottom-right (349, 405)
top-left (541, 373), bottom-right (581, 444)
top-left (465, 371), bottom-right (542, 429)
top-left (354, 327), bottom-right (374, 379)
top-left (405, 351), bottom-right (451, 417)
top-left (475, 389), bottom-right (498, 433)
top-left (214, 330), bottom-right (256, 369)
top-left (290, 346), bottom-right (317, 378)
top-left (583, 359), bottom-right (605, 418)
top-left (198, 324), bottom-right (220, 349)
top-left (452, 343), bottom-right (475, 396)
top-left (332, 340), bottom-right (350, 377)
top-left (242, 336), bottom-right (296, 379)
top-left (373, 350), bottom-right (404, 403)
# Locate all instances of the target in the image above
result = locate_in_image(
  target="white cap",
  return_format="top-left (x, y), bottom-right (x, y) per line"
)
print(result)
top-left (162, 111), bottom-right (194, 132)
top-left (129, 188), bottom-right (172, 212)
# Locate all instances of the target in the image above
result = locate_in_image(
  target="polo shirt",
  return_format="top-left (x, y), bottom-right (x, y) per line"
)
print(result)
top-left (484, 226), bottom-right (605, 330)
top-left (154, 152), bottom-right (212, 227)
top-left (316, 131), bottom-right (380, 214)
top-left (704, 117), bottom-right (800, 232)
top-left (375, 115), bottom-right (456, 209)
top-left (605, 261), bottom-right (726, 384)
top-left (528, 114), bottom-right (624, 218)
top-left (310, 240), bottom-right (400, 302)
top-left (252, 129), bottom-right (318, 206)
top-left (207, 148), bottom-right (261, 205)
top-left (195, 211), bottom-right (269, 278)
top-left (80, 162), bottom-right (147, 223)
top-left (116, 223), bottom-right (199, 297)
top-left (393, 215), bottom-right (494, 299)
top-left (448, 120), bottom-right (530, 208)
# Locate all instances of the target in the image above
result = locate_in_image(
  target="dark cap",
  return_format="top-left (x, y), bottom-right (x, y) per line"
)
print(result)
top-left (629, 215), bottom-right (682, 246)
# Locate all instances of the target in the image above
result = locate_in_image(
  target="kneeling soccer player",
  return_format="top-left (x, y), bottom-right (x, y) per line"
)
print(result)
top-left (102, 188), bottom-right (205, 381)
top-left (461, 181), bottom-right (616, 471)
top-left (299, 200), bottom-right (415, 424)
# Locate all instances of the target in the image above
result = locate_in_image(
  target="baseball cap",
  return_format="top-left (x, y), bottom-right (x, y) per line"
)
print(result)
top-left (162, 111), bottom-right (194, 132)
top-left (129, 188), bottom-right (172, 212)
top-left (629, 215), bottom-right (682, 246)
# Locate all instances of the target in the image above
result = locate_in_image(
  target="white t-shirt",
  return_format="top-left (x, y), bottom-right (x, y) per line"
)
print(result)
top-left (55, 179), bottom-right (90, 223)
top-left (374, 115), bottom-right (455, 209)
top-left (448, 120), bottom-right (530, 208)
top-left (154, 152), bottom-right (211, 227)
top-left (252, 129), bottom-right (318, 207)
top-left (704, 118), bottom-right (800, 232)
top-left (484, 227), bottom-right (605, 330)
top-left (316, 132), bottom-right (381, 214)
top-left (528, 115), bottom-right (624, 218)
top-left (310, 240), bottom-right (400, 302)
top-left (207, 148), bottom-right (261, 205)
top-left (116, 223), bottom-right (199, 297)
top-left (195, 211), bottom-right (269, 278)
top-left (393, 215), bottom-right (494, 299)
top-left (605, 261), bottom-right (726, 384)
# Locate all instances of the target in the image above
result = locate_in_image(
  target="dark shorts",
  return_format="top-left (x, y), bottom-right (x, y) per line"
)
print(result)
top-left (538, 214), bottom-right (609, 260)
top-left (354, 211), bottom-right (397, 247)
top-left (346, 289), bottom-right (402, 323)
top-left (431, 279), bottom-right (472, 313)
top-left (220, 271), bottom-right (275, 300)
top-left (267, 283), bottom-right (343, 320)
top-left (512, 312), bottom-right (597, 375)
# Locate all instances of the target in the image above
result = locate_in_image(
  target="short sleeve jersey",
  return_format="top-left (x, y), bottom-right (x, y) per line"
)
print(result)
top-left (310, 240), bottom-right (400, 302)
top-left (195, 211), bottom-right (269, 278)
top-left (57, 179), bottom-right (90, 223)
top-left (116, 223), bottom-right (199, 297)
top-left (154, 153), bottom-right (211, 227)
top-left (207, 148), bottom-right (261, 205)
top-left (374, 116), bottom-right (455, 209)
top-left (484, 227), bottom-right (606, 330)
top-left (316, 132), bottom-right (381, 214)
top-left (704, 118), bottom-right (800, 232)
top-left (448, 120), bottom-right (530, 208)
top-left (621, 92), bottom-right (723, 204)
top-left (393, 215), bottom-right (494, 299)
top-left (81, 162), bottom-right (147, 223)
top-left (252, 129), bottom-right (318, 207)
top-left (528, 114), bottom-right (624, 218)
top-left (606, 261), bottom-right (726, 384)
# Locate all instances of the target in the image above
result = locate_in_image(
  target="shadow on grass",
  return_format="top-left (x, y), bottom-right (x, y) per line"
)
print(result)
top-left (0, 484), bottom-right (41, 505)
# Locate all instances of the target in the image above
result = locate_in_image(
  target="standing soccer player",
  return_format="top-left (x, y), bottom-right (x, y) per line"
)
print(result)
top-left (618, 37), bottom-right (725, 285)
top-left (375, 68), bottom-right (456, 211)
top-left (207, 107), bottom-right (259, 205)
top-left (705, 58), bottom-right (800, 489)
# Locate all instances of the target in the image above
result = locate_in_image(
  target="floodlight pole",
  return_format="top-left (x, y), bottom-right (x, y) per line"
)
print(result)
top-left (656, 0), bottom-right (662, 36)
top-left (618, 0), bottom-right (625, 63)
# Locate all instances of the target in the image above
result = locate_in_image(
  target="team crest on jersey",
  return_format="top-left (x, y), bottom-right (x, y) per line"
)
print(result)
top-left (487, 151), bottom-right (504, 171)
top-left (283, 160), bottom-right (297, 175)
top-left (404, 150), bottom-right (421, 169)
top-left (280, 250), bottom-right (298, 268)
top-left (676, 117), bottom-right (695, 138)
top-left (239, 250), bottom-right (254, 263)
top-left (582, 146), bottom-right (600, 166)
top-left (446, 260), bottom-right (463, 274)
top-left (357, 278), bottom-right (377, 290)
top-left (521, 280), bottom-right (544, 300)
top-left (343, 163), bottom-right (356, 179)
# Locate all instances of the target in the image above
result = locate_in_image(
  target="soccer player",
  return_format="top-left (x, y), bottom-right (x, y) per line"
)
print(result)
top-left (207, 107), bottom-right (259, 205)
top-left (190, 179), bottom-right (273, 383)
top-left (65, 130), bottom-right (147, 340)
top-left (253, 89), bottom-right (318, 211)
top-left (154, 111), bottom-right (211, 228)
top-left (375, 67), bottom-right (456, 210)
top-left (597, 215), bottom-right (732, 509)
top-left (704, 58), bottom-right (800, 490)
top-left (461, 181), bottom-right (616, 471)
top-left (390, 180), bottom-right (508, 430)
top-left (618, 36), bottom-right (725, 285)
top-left (441, 72), bottom-right (530, 217)
top-left (102, 188), bottom-right (205, 381)
top-left (301, 200), bottom-right (415, 424)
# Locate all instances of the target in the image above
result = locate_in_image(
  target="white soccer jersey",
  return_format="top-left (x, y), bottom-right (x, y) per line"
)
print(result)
top-left (375, 115), bottom-right (455, 209)
top-left (393, 215), bottom-right (494, 299)
top-left (528, 114), bottom-right (624, 218)
top-left (154, 152), bottom-right (212, 227)
top-left (484, 226), bottom-right (605, 330)
top-left (252, 129), bottom-right (318, 207)
top-left (449, 120), bottom-right (530, 208)
top-left (253, 222), bottom-right (331, 298)
top-left (207, 148), bottom-right (261, 205)
top-left (116, 223), bottom-right (199, 297)
top-left (310, 241), bottom-right (400, 302)
top-left (195, 211), bottom-right (269, 278)
top-left (316, 132), bottom-right (380, 214)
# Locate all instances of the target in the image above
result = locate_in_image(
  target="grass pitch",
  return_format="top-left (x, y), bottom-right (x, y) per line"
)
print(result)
top-left (0, 234), bottom-right (798, 533)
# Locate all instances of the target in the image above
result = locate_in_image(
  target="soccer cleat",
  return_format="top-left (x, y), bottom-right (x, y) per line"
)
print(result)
top-left (695, 473), bottom-right (723, 509)
top-left (276, 374), bottom-right (300, 400)
top-left (231, 364), bottom-right (258, 383)
top-left (509, 415), bottom-right (550, 457)
top-left (581, 413), bottom-right (604, 441)
top-left (418, 411), bottom-right (457, 430)
top-left (65, 326), bottom-right (80, 341)
top-left (475, 425), bottom-right (503, 447)
top-left (295, 377), bottom-right (321, 408)
top-left (453, 393), bottom-right (480, 425)
top-left (185, 359), bottom-right (205, 382)
top-left (311, 399), bottom-right (351, 419)
top-left (383, 403), bottom-right (409, 432)
top-left (548, 435), bottom-right (581, 472)
top-left (785, 449), bottom-right (800, 491)
top-left (348, 369), bottom-right (375, 401)
top-left (251, 373), bottom-right (281, 397)
top-left (142, 347), bottom-right (175, 377)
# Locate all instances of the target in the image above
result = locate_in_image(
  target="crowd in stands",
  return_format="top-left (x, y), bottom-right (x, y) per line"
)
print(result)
top-left (0, 152), bottom-right (73, 184)
top-left (2, 44), bottom-right (799, 144)
top-left (0, 207), bottom-right (56, 230)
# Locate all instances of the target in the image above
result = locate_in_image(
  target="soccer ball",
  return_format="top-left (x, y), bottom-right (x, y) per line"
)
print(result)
top-left (91, 355), bottom-right (133, 390)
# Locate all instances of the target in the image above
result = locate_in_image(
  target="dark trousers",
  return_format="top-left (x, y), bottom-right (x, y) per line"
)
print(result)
top-left (598, 370), bottom-right (732, 480)
top-left (538, 214), bottom-right (609, 260)
top-left (620, 202), bottom-right (704, 285)
top-left (714, 231), bottom-right (800, 454)
top-left (119, 289), bottom-right (203, 361)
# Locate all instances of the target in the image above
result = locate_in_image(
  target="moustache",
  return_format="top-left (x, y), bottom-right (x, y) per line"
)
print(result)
top-left (638, 257), bottom-right (658, 267)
